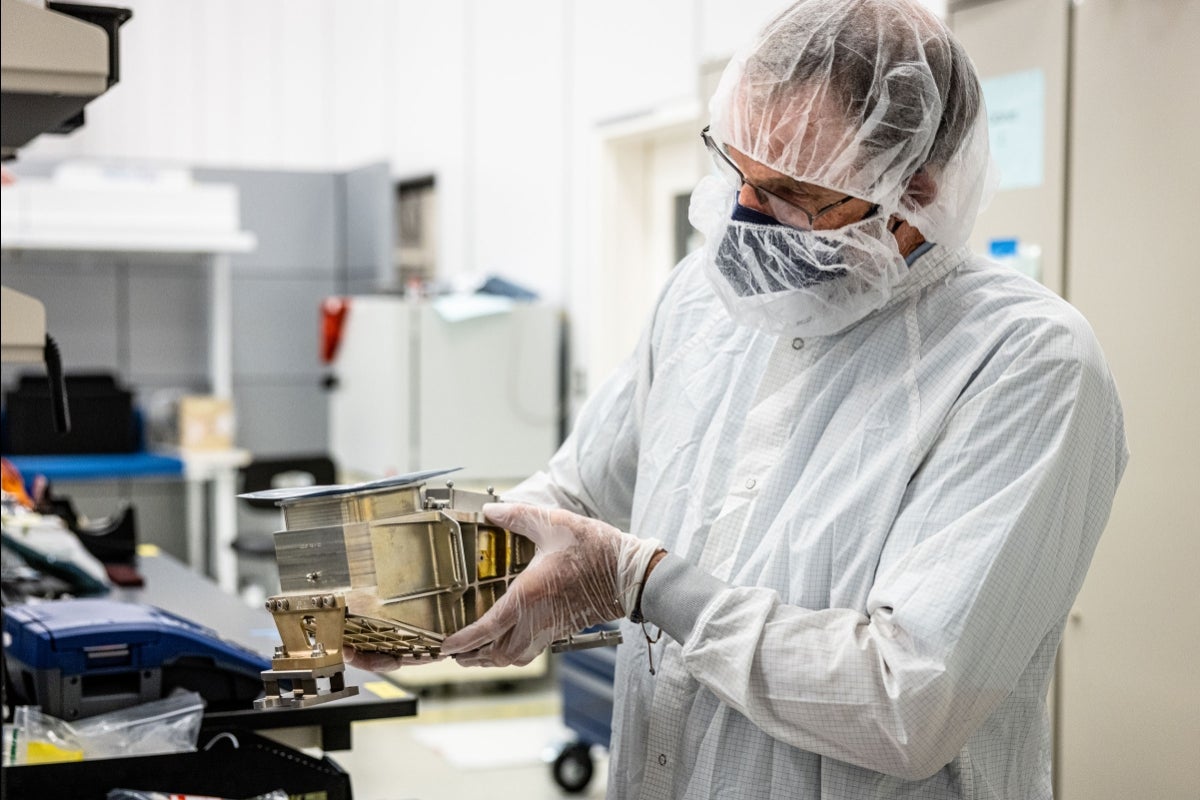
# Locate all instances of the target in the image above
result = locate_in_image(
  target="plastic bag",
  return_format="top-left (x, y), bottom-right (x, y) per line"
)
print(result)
top-left (5, 690), bottom-right (205, 764)
top-left (5, 705), bottom-right (83, 764)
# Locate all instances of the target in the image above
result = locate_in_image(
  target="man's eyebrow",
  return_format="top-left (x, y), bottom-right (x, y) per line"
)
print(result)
top-left (753, 174), bottom-right (825, 201)
top-left (755, 175), bottom-right (813, 196)
top-left (728, 147), bottom-right (827, 199)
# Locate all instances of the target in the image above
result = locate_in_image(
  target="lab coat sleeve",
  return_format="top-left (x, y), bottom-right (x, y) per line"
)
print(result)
top-left (642, 317), bottom-right (1128, 780)
top-left (504, 258), bottom-right (698, 528)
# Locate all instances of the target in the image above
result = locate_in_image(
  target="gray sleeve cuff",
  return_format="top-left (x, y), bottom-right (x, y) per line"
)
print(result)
top-left (640, 553), bottom-right (728, 644)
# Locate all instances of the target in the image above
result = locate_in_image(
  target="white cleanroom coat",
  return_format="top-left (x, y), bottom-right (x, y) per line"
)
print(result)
top-left (513, 242), bottom-right (1127, 799)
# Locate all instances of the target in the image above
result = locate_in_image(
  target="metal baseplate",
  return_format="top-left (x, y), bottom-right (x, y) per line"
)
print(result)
top-left (255, 663), bottom-right (359, 710)
top-left (253, 477), bottom-right (622, 710)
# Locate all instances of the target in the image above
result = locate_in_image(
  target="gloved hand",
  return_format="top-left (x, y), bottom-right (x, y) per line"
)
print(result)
top-left (442, 502), bottom-right (663, 667)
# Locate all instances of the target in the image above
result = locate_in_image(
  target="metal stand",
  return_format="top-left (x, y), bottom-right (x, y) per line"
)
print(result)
top-left (254, 593), bottom-right (359, 709)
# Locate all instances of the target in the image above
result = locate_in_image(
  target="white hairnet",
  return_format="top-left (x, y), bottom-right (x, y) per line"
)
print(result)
top-left (692, 0), bottom-right (995, 335)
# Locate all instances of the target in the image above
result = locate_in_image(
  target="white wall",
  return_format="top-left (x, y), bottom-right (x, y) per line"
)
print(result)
top-left (17, 0), bottom-right (942, 398)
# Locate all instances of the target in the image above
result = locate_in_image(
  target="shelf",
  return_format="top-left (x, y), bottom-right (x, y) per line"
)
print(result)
top-left (5, 449), bottom-right (251, 483)
top-left (0, 229), bottom-right (256, 254)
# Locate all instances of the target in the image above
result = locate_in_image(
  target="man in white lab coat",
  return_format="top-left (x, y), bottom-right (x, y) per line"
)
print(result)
top-left (354, 1), bottom-right (1128, 797)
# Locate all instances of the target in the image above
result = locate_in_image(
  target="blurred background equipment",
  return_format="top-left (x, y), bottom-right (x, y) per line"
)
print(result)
top-left (326, 295), bottom-right (563, 490)
top-left (1, 0), bottom-right (131, 160)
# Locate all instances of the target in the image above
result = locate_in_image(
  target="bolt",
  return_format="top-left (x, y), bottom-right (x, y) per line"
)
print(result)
top-left (280, 598), bottom-right (290, 611)
top-left (306, 571), bottom-right (321, 584)
top-left (486, 486), bottom-right (494, 495)
top-left (274, 645), bottom-right (288, 658)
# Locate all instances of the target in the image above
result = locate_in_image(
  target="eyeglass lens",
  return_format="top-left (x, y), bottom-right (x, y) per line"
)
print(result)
top-left (702, 127), bottom-right (862, 231)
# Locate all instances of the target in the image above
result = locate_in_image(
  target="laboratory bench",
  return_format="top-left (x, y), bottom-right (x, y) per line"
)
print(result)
top-left (1, 548), bottom-right (418, 799)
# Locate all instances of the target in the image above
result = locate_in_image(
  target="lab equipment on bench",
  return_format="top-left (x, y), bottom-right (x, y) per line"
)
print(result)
top-left (1, 0), bottom-right (131, 159)
top-left (245, 470), bottom-right (621, 710)
top-left (4, 598), bottom-right (269, 720)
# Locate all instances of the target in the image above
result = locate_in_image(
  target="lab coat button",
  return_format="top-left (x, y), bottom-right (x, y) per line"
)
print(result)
top-left (792, 337), bottom-right (805, 350)
top-left (745, 478), bottom-right (756, 490)
top-left (658, 754), bottom-right (667, 766)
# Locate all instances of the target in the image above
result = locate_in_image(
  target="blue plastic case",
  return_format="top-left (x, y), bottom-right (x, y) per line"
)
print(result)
top-left (4, 598), bottom-right (269, 719)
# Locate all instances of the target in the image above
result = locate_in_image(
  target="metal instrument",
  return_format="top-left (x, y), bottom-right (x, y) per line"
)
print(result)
top-left (253, 477), bottom-right (620, 709)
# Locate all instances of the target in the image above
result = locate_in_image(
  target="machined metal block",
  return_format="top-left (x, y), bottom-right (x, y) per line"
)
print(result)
top-left (281, 484), bottom-right (422, 529)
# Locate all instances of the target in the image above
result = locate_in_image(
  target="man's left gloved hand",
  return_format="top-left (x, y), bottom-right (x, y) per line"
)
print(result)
top-left (442, 502), bottom-right (663, 667)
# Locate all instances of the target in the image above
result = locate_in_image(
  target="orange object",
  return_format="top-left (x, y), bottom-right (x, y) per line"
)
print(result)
top-left (1, 457), bottom-right (35, 508)
top-left (321, 296), bottom-right (350, 364)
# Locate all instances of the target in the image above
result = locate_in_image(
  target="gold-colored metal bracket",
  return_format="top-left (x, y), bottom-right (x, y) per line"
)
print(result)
top-left (254, 593), bottom-right (360, 709)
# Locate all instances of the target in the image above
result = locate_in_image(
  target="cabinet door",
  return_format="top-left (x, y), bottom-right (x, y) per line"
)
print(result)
top-left (1059, 1), bottom-right (1200, 798)
top-left (953, 1), bottom-right (1200, 797)
top-left (950, 0), bottom-right (1069, 295)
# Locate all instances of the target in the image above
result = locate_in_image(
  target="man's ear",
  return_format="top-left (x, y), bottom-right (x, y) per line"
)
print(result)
top-left (905, 168), bottom-right (937, 207)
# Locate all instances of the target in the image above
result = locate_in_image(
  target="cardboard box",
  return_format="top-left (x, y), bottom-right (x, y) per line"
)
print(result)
top-left (178, 395), bottom-right (234, 450)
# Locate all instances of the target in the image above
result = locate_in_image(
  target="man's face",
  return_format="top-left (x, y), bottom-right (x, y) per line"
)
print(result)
top-left (723, 83), bottom-right (877, 231)
top-left (725, 145), bottom-right (876, 232)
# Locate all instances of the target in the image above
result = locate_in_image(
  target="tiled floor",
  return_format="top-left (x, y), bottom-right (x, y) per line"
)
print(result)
top-left (324, 673), bottom-right (609, 800)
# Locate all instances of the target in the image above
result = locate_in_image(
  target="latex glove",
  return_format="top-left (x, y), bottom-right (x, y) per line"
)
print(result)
top-left (442, 502), bottom-right (663, 667)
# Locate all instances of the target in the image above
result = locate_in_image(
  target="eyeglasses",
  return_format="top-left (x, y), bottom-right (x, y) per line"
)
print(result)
top-left (701, 126), bottom-right (863, 231)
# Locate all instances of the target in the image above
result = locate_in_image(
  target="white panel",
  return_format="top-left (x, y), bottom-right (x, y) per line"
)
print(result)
top-left (328, 298), bottom-right (560, 486)
top-left (329, 0), bottom-right (397, 169)
top-left (571, 0), bottom-right (696, 125)
top-left (391, 0), bottom-right (469, 278)
top-left (698, 0), bottom-right (793, 64)
top-left (274, 0), bottom-right (333, 167)
top-left (389, 0), bottom-right (467, 175)
top-left (196, 0), bottom-right (242, 165)
top-left (230, 2), bottom-right (281, 166)
top-left (416, 303), bottom-right (560, 486)
top-left (328, 297), bottom-right (414, 479)
top-left (1059, 1), bottom-right (1200, 798)
top-left (466, 0), bottom-right (567, 300)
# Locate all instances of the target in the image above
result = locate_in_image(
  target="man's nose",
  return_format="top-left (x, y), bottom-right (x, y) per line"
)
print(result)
top-left (737, 182), bottom-right (769, 214)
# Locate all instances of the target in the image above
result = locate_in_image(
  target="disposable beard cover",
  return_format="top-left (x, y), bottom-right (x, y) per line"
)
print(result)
top-left (689, 175), bottom-right (908, 337)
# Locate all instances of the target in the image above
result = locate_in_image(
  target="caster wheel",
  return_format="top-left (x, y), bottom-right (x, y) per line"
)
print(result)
top-left (552, 742), bottom-right (594, 794)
